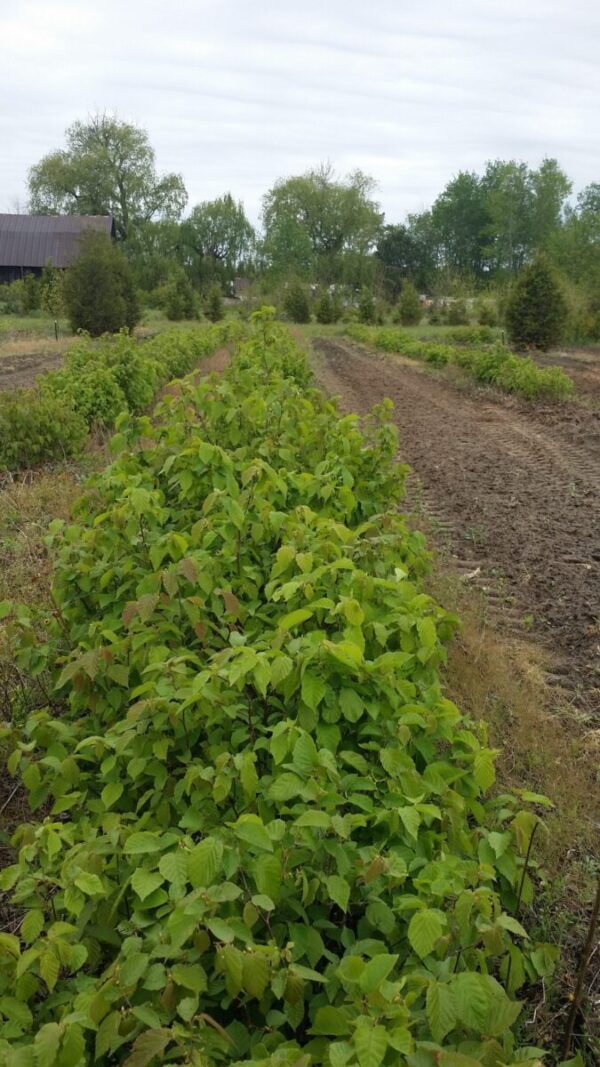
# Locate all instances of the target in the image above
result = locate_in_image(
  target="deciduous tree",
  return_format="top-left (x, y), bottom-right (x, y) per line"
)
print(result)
top-left (28, 113), bottom-right (187, 241)
top-left (262, 165), bottom-right (382, 286)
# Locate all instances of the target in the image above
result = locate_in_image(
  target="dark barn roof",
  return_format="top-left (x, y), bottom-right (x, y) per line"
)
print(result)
top-left (0, 214), bottom-right (114, 270)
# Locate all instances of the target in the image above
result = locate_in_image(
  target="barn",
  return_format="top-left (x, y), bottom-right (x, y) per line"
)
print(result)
top-left (0, 214), bottom-right (115, 284)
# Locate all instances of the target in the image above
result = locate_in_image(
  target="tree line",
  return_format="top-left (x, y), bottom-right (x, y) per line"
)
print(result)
top-left (0, 111), bottom-right (594, 344)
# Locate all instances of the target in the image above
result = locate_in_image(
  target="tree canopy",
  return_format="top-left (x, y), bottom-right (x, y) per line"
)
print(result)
top-left (262, 165), bottom-right (383, 285)
top-left (181, 194), bottom-right (255, 286)
top-left (28, 113), bottom-right (187, 241)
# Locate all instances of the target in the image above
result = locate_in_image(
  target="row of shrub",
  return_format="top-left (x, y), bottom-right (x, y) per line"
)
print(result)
top-left (0, 323), bottom-right (240, 471)
top-left (0, 309), bottom-right (555, 1064)
top-left (347, 324), bottom-right (574, 401)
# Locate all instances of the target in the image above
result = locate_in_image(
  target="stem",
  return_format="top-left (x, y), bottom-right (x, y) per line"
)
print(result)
top-left (562, 875), bottom-right (600, 1060)
top-left (504, 820), bottom-right (540, 993)
top-left (515, 820), bottom-right (539, 916)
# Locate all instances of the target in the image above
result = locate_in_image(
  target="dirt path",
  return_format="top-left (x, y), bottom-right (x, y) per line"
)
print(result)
top-left (312, 337), bottom-right (600, 715)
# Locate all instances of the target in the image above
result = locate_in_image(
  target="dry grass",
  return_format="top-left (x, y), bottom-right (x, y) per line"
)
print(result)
top-left (428, 555), bottom-right (600, 1061)
top-left (436, 569), bottom-right (599, 862)
top-left (0, 468), bottom-right (83, 606)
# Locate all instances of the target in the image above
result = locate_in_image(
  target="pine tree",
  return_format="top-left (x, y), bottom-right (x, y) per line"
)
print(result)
top-left (358, 288), bottom-right (376, 325)
top-left (506, 258), bottom-right (567, 350)
top-left (205, 283), bottom-right (224, 323)
top-left (283, 282), bottom-right (311, 324)
top-left (397, 281), bottom-right (422, 325)
top-left (315, 291), bottom-right (335, 324)
top-left (62, 233), bottom-right (139, 336)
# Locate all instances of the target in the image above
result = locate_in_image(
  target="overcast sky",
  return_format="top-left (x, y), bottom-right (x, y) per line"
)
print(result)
top-left (1, 0), bottom-right (599, 225)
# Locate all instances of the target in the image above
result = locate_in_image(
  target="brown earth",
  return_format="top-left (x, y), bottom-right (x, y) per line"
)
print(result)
top-left (0, 346), bottom-right (66, 390)
top-left (311, 337), bottom-right (600, 716)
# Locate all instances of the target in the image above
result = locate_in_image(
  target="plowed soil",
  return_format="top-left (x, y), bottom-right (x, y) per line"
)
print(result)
top-left (312, 337), bottom-right (600, 716)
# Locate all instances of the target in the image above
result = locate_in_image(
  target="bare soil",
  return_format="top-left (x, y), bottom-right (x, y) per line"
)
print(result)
top-left (0, 345), bottom-right (66, 390)
top-left (312, 337), bottom-right (600, 716)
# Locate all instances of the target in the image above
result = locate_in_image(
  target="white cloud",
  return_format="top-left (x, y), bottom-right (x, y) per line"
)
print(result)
top-left (1, 0), bottom-right (598, 222)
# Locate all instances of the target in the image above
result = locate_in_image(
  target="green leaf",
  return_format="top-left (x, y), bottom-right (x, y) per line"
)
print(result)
top-left (398, 805), bottom-right (421, 839)
top-left (217, 945), bottom-right (244, 996)
top-left (159, 850), bottom-right (188, 884)
top-left (21, 909), bottom-right (44, 944)
top-left (34, 1022), bottom-right (61, 1066)
top-left (451, 972), bottom-right (491, 1032)
top-left (0, 996), bottom-right (32, 1029)
top-left (232, 815), bottom-right (273, 852)
top-left (120, 952), bottom-right (149, 987)
top-left (311, 1005), bottom-right (350, 1036)
top-left (171, 963), bottom-right (207, 994)
top-left (101, 781), bottom-right (123, 808)
top-left (353, 1020), bottom-right (388, 1067)
top-left (187, 836), bottom-right (224, 888)
top-left (123, 831), bottom-right (163, 854)
top-left (252, 894), bottom-right (275, 911)
top-left (293, 732), bottom-right (318, 776)
top-left (408, 909), bottom-right (444, 958)
top-left (74, 871), bottom-right (104, 896)
top-left (39, 950), bottom-right (60, 990)
top-left (253, 853), bottom-right (282, 900)
top-left (359, 953), bottom-right (398, 993)
top-left (417, 617), bottom-right (436, 649)
top-left (131, 868), bottom-right (163, 902)
top-left (57, 1024), bottom-right (85, 1067)
top-left (339, 688), bottom-right (363, 722)
top-left (426, 980), bottom-right (457, 1042)
top-left (206, 918), bottom-right (236, 943)
top-left (294, 810), bottom-right (330, 828)
top-left (278, 608), bottom-right (313, 631)
top-left (301, 670), bottom-right (326, 710)
top-left (473, 749), bottom-right (496, 791)
top-left (326, 875), bottom-right (350, 912)
top-left (242, 953), bottom-right (270, 998)
top-left (268, 772), bottom-right (305, 802)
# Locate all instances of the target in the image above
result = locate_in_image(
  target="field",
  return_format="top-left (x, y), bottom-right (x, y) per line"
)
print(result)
top-left (0, 312), bottom-right (598, 1064)
top-left (309, 334), bottom-right (600, 713)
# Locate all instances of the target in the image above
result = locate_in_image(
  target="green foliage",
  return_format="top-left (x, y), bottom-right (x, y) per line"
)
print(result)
top-left (376, 223), bottom-right (435, 297)
top-left (357, 288), bottom-right (376, 325)
top-left (283, 282), bottom-right (311, 323)
top-left (62, 233), bottom-right (140, 336)
top-left (315, 290), bottom-right (337, 324)
top-left (182, 194), bottom-right (255, 286)
top-left (477, 301), bottom-right (498, 327)
top-left (446, 299), bottom-right (469, 326)
top-left (28, 112), bottom-right (187, 241)
top-left (445, 325), bottom-right (497, 346)
top-left (0, 310), bottom-right (554, 1064)
top-left (205, 282), bottom-right (224, 323)
top-left (0, 388), bottom-right (87, 470)
top-left (159, 268), bottom-right (199, 321)
top-left (22, 273), bottom-right (41, 313)
top-left (262, 164), bottom-right (383, 286)
top-left (0, 280), bottom-right (26, 315)
top-left (347, 324), bottom-right (574, 401)
top-left (39, 262), bottom-right (64, 320)
top-left (506, 258), bottom-right (569, 350)
top-left (396, 281), bottom-right (421, 325)
top-left (0, 325), bottom-right (236, 470)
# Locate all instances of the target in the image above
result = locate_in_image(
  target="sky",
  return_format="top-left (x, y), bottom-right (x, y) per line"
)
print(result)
top-left (1, 0), bottom-right (599, 226)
